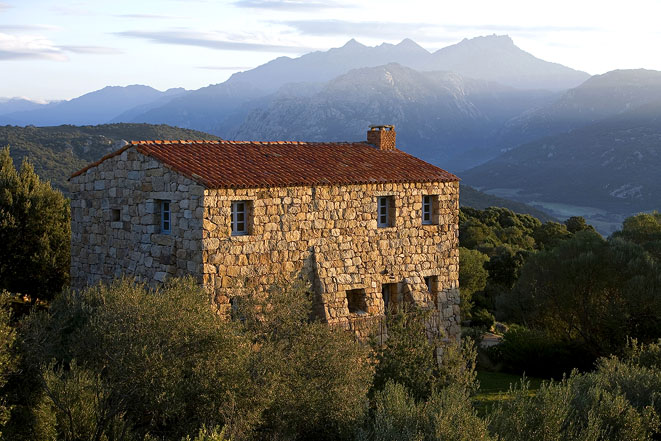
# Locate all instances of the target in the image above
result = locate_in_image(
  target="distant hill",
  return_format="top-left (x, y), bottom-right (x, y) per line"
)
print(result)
top-left (497, 69), bottom-right (661, 150)
top-left (229, 63), bottom-right (555, 170)
top-left (0, 86), bottom-right (187, 126)
top-left (459, 185), bottom-right (556, 222)
top-left (0, 97), bottom-right (48, 116)
top-left (1, 124), bottom-right (219, 192)
top-left (462, 100), bottom-right (661, 233)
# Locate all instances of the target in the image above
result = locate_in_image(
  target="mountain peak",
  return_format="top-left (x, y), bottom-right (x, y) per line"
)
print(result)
top-left (396, 38), bottom-right (428, 52)
top-left (341, 38), bottom-right (365, 49)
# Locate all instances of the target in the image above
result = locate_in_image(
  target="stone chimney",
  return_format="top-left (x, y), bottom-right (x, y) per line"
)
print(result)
top-left (367, 125), bottom-right (396, 151)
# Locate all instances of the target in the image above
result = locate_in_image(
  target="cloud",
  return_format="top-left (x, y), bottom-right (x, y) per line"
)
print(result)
top-left (278, 19), bottom-right (598, 41)
top-left (233, 0), bottom-right (348, 10)
top-left (60, 45), bottom-right (123, 55)
top-left (197, 65), bottom-right (253, 70)
top-left (0, 33), bottom-right (67, 61)
top-left (115, 29), bottom-right (312, 53)
top-left (278, 19), bottom-right (434, 40)
top-left (114, 13), bottom-right (178, 19)
top-left (0, 2), bottom-right (11, 12)
top-left (0, 24), bottom-right (60, 32)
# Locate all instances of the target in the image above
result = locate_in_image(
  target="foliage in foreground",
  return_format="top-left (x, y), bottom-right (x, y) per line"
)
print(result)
top-left (9, 278), bottom-right (371, 441)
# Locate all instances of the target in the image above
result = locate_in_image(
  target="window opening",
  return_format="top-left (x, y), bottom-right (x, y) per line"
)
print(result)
top-left (231, 201), bottom-right (248, 236)
top-left (160, 200), bottom-right (171, 234)
top-left (347, 289), bottom-right (367, 314)
top-left (422, 195), bottom-right (432, 224)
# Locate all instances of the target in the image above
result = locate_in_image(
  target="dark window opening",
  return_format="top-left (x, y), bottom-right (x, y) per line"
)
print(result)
top-left (160, 200), bottom-right (171, 234)
top-left (347, 288), bottom-right (367, 314)
top-left (382, 283), bottom-right (398, 313)
top-left (111, 208), bottom-right (121, 222)
top-left (424, 276), bottom-right (438, 303)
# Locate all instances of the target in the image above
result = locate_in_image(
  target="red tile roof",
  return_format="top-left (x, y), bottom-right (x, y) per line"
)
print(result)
top-left (70, 139), bottom-right (459, 188)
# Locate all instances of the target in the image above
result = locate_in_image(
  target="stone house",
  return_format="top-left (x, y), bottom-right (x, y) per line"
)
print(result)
top-left (70, 126), bottom-right (460, 340)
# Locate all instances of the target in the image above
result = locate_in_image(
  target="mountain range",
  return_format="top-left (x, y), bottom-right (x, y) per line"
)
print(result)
top-left (2, 34), bottom-right (660, 233)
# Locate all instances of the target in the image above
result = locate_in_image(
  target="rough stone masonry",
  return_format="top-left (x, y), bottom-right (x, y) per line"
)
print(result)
top-left (70, 126), bottom-right (461, 340)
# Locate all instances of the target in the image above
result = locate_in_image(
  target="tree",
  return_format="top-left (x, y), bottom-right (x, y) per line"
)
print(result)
top-left (0, 293), bottom-right (16, 437)
top-left (613, 212), bottom-right (661, 261)
top-left (505, 231), bottom-right (661, 358)
top-left (564, 216), bottom-right (595, 234)
top-left (458, 247), bottom-right (489, 319)
top-left (0, 146), bottom-right (70, 300)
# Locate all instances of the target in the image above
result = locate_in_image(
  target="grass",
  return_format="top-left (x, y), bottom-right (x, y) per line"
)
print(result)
top-left (473, 370), bottom-right (545, 415)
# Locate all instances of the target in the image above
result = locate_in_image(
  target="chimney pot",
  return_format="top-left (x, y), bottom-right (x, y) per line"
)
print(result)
top-left (367, 125), bottom-right (396, 151)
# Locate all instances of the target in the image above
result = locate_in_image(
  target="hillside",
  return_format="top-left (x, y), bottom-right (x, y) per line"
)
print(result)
top-left (1, 124), bottom-right (219, 192)
top-left (497, 69), bottom-right (661, 150)
top-left (463, 100), bottom-right (661, 233)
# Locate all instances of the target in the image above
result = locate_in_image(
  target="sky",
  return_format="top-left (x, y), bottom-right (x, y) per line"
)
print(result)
top-left (2, 0), bottom-right (660, 101)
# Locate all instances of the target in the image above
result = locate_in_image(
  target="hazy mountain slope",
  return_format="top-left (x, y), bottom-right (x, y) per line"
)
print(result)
top-left (1, 124), bottom-right (219, 192)
top-left (425, 35), bottom-right (588, 90)
top-left (226, 38), bottom-right (431, 93)
top-left (1, 86), bottom-right (184, 126)
top-left (0, 98), bottom-right (48, 115)
top-left (497, 69), bottom-right (661, 150)
top-left (127, 80), bottom-right (267, 135)
top-left (230, 63), bottom-right (555, 170)
top-left (225, 35), bottom-right (587, 93)
top-left (462, 100), bottom-right (661, 230)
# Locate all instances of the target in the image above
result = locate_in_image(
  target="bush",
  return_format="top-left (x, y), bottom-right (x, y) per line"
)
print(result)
top-left (470, 308), bottom-right (495, 330)
top-left (238, 279), bottom-right (372, 441)
top-left (489, 349), bottom-right (661, 441)
top-left (367, 381), bottom-right (494, 441)
top-left (488, 325), bottom-right (594, 377)
top-left (18, 278), bottom-right (258, 440)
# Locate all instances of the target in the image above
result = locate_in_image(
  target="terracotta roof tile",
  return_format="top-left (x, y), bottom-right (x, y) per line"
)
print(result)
top-left (71, 139), bottom-right (459, 188)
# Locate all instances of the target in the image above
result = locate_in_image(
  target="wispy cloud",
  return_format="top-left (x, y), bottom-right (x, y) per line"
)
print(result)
top-left (0, 24), bottom-right (60, 32)
top-left (197, 65), bottom-right (253, 70)
top-left (0, 33), bottom-right (67, 61)
top-left (60, 45), bottom-right (123, 55)
top-left (115, 29), bottom-right (312, 53)
top-left (0, 2), bottom-right (11, 12)
top-left (278, 19), bottom-right (433, 40)
top-left (114, 13), bottom-right (179, 20)
top-left (233, 0), bottom-right (348, 11)
top-left (278, 19), bottom-right (598, 40)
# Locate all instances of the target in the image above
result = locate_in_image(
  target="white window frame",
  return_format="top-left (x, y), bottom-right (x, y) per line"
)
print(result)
top-left (377, 196), bottom-right (390, 228)
top-left (161, 200), bottom-right (171, 234)
top-left (231, 201), bottom-right (248, 236)
top-left (422, 195), bottom-right (433, 225)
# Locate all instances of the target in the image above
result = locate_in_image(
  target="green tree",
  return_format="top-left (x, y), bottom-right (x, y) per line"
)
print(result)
top-left (533, 221), bottom-right (572, 250)
top-left (0, 146), bottom-right (70, 300)
top-left (564, 216), bottom-right (595, 234)
top-left (458, 247), bottom-right (489, 319)
top-left (613, 212), bottom-right (661, 261)
top-left (0, 293), bottom-right (16, 437)
top-left (505, 231), bottom-right (661, 358)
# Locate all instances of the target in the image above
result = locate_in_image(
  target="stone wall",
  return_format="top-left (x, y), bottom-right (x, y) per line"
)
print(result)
top-left (202, 181), bottom-right (460, 340)
top-left (70, 148), bottom-right (204, 288)
top-left (70, 147), bottom-right (460, 341)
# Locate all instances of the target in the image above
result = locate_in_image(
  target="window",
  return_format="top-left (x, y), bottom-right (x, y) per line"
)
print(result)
top-left (231, 201), bottom-right (249, 236)
top-left (377, 196), bottom-right (394, 228)
top-left (111, 208), bottom-right (121, 222)
top-left (347, 288), bottom-right (367, 314)
top-left (160, 200), bottom-right (171, 234)
top-left (382, 283), bottom-right (398, 313)
top-left (422, 195), bottom-right (432, 225)
top-left (424, 276), bottom-right (438, 302)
